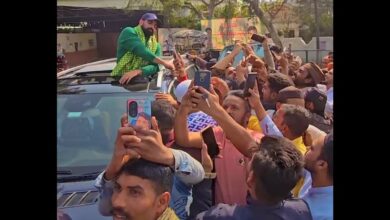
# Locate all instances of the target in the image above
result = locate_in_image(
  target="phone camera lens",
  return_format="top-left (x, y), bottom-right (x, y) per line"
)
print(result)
top-left (129, 101), bottom-right (138, 117)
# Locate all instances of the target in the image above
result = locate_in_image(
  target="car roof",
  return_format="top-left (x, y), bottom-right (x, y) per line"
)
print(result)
top-left (73, 62), bottom-right (116, 74)
top-left (57, 58), bottom-right (117, 79)
top-left (58, 56), bottom-right (175, 79)
top-left (57, 57), bottom-right (173, 94)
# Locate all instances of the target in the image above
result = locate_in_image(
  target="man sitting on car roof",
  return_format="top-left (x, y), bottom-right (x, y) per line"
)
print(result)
top-left (111, 13), bottom-right (175, 85)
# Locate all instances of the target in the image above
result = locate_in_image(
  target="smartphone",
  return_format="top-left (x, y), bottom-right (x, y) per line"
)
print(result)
top-left (201, 126), bottom-right (220, 159)
top-left (251, 34), bottom-right (266, 43)
top-left (127, 98), bottom-right (152, 130)
top-left (270, 45), bottom-right (282, 54)
top-left (243, 72), bottom-right (258, 97)
top-left (194, 70), bottom-right (211, 91)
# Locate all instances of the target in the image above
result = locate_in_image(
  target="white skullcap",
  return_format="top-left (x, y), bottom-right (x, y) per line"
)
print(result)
top-left (174, 79), bottom-right (192, 103)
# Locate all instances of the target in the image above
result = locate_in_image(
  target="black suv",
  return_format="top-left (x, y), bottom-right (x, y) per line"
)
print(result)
top-left (57, 58), bottom-right (176, 219)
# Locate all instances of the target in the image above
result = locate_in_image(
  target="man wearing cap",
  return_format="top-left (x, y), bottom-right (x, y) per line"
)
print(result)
top-left (292, 62), bottom-right (325, 89)
top-left (112, 13), bottom-right (175, 84)
top-left (173, 80), bottom-right (218, 132)
top-left (304, 87), bottom-right (332, 133)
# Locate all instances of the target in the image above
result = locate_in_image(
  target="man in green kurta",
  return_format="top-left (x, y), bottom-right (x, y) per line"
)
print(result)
top-left (112, 13), bottom-right (175, 84)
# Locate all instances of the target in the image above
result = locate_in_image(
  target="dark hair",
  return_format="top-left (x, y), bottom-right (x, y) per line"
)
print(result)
top-left (152, 100), bottom-right (176, 131)
top-left (267, 73), bottom-right (295, 94)
top-left (205, 27), bottom-right (212, 32)
top-left (226, 90), bottom-right (251, 113)
top-left (247, 26), bottom-right (257, 32)
top-left (252, 136), bottom-right (304, 203)
top-left (281, 104), bottom-right (310, 137)
top-left (306, 62), bottom-right (325, 86)
top-left (118, 158), bottom-right (174, 195)
top-left (319, 131), bottom-right (333, 179)
top-left (304, 88), bottom-right (327, 117)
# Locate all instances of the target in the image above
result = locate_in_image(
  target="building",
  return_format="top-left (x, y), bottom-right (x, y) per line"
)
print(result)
top-left (57, 0), bottom-right (164, 67)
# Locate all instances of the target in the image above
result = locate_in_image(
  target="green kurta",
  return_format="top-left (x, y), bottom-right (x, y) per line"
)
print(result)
top-left (111, 25), bottom-right (161, 77)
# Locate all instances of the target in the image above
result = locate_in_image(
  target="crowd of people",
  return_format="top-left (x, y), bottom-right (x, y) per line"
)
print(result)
top-left (96, 12), bottom-right (333, 220)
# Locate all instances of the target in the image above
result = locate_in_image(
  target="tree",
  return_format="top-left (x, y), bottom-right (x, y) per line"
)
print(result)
top-left (157, 0), bottom-right (186, 26)
top-left (183, 1), bottom-right (206, 20)
top-left (184, 0), bottom-right (228, 28)
top-left (214, 1), bottom-right (234, 19)
top-left (294, 0), bottom-right (333, 42)
top-left (156, 0), bottom-right (219, 28)
top-left (243, 0), bottom-right (287, 49)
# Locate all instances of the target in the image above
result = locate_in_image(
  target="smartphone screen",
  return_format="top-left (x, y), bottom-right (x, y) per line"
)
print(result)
top-left (201, 126), bottom-right (219, 158)
top-left (127, 98), bottom-right (152, 129)
top-left (250, 34), bottom-right (265, 43)
top-left (194, 70), bottom-right (211, 91)
top-left (243, 73), bottom-right (258, 97)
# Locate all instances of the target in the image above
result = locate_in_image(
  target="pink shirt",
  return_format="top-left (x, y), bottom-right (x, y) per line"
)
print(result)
top-left (213, 126), bottom-right (263, 205)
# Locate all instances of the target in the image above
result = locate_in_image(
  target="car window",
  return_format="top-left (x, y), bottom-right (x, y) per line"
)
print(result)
top-left (57, 92), bottom-right (153, 169)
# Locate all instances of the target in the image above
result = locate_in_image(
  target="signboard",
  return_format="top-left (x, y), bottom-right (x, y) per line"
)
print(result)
top-left (201, 17), bottom-right (262, 49)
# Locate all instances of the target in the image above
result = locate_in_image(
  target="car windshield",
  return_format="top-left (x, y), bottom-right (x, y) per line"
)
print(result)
top-left (57, 92), bottom-right (151, 171)
top-left (218, 44), bottom-right (265, 67)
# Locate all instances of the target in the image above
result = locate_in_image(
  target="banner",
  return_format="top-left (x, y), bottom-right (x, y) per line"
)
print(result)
top-left (201, 17), bottom-right (262, 50)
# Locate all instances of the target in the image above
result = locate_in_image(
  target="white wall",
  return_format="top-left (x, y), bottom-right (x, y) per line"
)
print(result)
top-left (57, 33), bottom-right (97, 53)
top-left (281, 36), bottom-right (333, 63)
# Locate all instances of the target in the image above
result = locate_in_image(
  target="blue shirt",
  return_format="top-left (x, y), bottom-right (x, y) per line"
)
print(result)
top-left (298, 169), bottom-right (313, 198)
top-left (170, 176), bottom-right (192, 219)
top-left (302, 186), bottom-right (333, 220)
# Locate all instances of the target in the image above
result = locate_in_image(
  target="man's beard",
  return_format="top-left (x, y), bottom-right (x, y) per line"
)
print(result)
top-left (112, 207), bottom-right (131, 220)
top-left (294, 78), bottom-right (313, 88)
top-left (141, 26), bottom-right (154, 38)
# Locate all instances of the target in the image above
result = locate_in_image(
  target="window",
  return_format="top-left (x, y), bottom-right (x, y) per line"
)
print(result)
top-left (57, 93), bottom-right (129, 168)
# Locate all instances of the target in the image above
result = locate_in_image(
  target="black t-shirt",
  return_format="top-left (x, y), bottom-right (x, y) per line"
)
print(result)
top-left (196, 198), bottom-right (313, 220)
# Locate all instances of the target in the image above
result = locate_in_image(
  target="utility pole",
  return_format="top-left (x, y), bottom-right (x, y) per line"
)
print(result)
top-left (313, 0), bottom-right (320, 64)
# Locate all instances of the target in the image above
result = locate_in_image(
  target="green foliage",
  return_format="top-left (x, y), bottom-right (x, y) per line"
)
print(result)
top-left (171, 13), bottom-right (201, 29)
top-left (214, 1), bottom-right (239, 19)
top-left (158, 0), bottom-right (185, 26)
top-left (294, 0), bottom-right (333, 41)
top-left (259, 0), bottom-right (286, 19)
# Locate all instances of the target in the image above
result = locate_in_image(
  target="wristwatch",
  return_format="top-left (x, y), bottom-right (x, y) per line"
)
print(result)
top-left (204, 172), bottom-right (217, 179)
